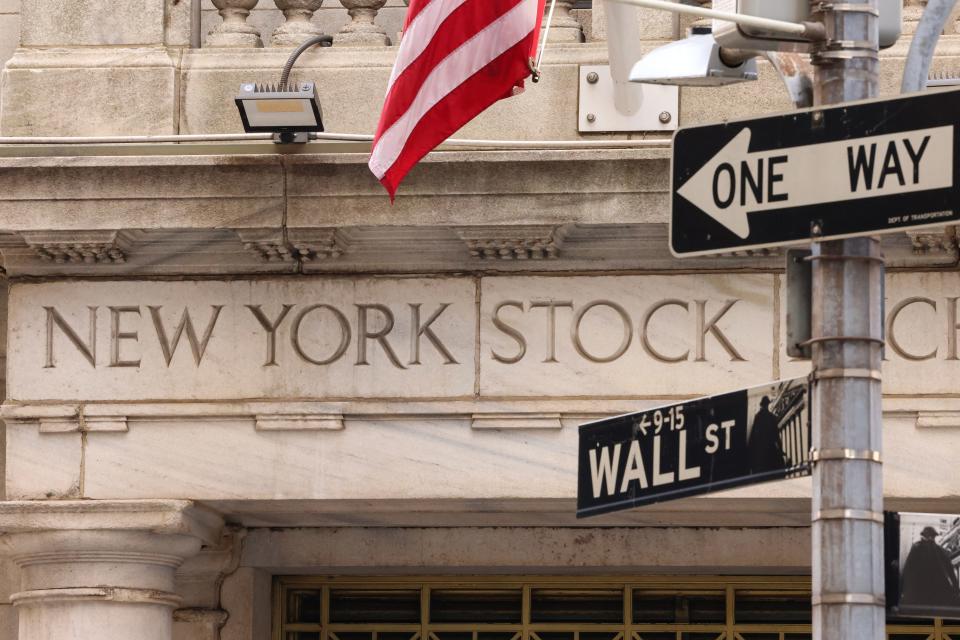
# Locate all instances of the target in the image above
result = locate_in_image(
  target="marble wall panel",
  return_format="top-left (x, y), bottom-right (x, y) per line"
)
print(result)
top-left (7, 278), bottom-right (476, 402)
top-left (82, 418), bottom-right (576, 500)
top-left (4, 424), bottom-right (81, 500)
top-left (240, 526), bottom-right (811, 572)
top-left (19, 0), bottom-right (164, 46)
top-left (10, 272), bottom-right (960, 404)
top-left (480, 274), bottom-right (777, 398)
top-left (77, 409), bottom-right (960, 502)
top-left (779, 272), bottom-right (960, 394)
top-left (1, 62), bottom-right (177, 136)
top-left (0, 558), bottom-right (19, 603)
top-left (0, 604), bottom-right (16, 640)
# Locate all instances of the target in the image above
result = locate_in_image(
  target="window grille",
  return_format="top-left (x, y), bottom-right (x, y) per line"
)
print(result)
top-left (275, 577), bottom-right (960, 640)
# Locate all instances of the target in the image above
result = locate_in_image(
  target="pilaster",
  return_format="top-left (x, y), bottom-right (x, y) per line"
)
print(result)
top-left (0, 500), bottom-right (224, 640)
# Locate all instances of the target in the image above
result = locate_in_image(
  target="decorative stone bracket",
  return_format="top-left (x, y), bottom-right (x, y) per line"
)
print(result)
top-left (0, 403), bottom-right (347, 434)
top-left (916, 410), bottom-right (960, 428)
top-left (236, 228), bottom-right (349, 263)
top-left (457, 225), bottom-right (567, 260)
top-left (906, 226), bottom-right (959, 255)
top-left (20, 230), bottom-right (133, 265)
top-left (471, 413), bottom-right (563, 430)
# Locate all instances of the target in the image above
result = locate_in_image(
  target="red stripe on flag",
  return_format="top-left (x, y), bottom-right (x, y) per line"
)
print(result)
top-left (376, 0), bottom-right (523, 142)
top-left (379, 35), bottom-right (536, 198)
top-left (403, 0), bottom-right (434, 29)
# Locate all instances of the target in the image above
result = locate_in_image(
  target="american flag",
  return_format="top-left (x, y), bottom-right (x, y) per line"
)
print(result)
top-left (368, 0), bottom-right (546, 198)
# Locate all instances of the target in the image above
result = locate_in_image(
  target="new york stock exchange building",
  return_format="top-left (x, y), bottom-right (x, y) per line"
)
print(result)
top-left (0, 1), bottom-right (959, 639)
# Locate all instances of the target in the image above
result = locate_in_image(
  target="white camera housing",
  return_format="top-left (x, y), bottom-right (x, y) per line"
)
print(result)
top-left (628, 29), bottom-right (759, 87)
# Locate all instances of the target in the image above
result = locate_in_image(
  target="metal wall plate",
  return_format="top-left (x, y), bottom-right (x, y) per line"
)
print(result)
top-left (578, 65), bottom-right (679, 133)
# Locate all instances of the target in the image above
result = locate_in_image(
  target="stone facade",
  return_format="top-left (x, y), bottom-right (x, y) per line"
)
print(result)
top-left (1, 2), bottom-right (960, 640)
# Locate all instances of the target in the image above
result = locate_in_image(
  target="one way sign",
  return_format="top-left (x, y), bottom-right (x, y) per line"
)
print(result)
top-left (671, 88), bottom-right (960, 257)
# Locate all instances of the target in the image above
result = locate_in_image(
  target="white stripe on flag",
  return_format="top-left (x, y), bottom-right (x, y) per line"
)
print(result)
top-left (387, 0), bottom-right (473, 93)
top-left (370, 0), bottom-right (537, 179)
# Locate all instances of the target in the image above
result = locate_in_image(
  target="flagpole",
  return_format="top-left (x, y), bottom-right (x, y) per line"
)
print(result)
top-left (535, 0), bottom-right (558, 72)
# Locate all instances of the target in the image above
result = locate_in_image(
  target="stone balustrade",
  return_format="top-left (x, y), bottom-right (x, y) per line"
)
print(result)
top-left (2, 2), bottom-right (954, 138)
top-left (202, 0), bottom-right (594, 48)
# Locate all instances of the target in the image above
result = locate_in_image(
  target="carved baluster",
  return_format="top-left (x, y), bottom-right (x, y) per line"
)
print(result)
top-left (272, 0), bottom-right (326, 46)
top-left (207, 0), bottom-right (263, 47)
top-left (334, 0), bottom-right (390, 46)
top-left (542, 1), bottom-right (583, 43)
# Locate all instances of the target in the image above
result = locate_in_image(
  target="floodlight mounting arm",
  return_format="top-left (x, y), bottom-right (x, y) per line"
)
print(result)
top-left (279, 34), bottom-right (334, 90)
top-left (606, 0), bottom-right (826, 41)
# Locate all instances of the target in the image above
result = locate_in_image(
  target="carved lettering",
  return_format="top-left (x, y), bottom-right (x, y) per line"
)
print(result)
top-left (291, 304), bottom-right (350, 365)
top-left (886, 297), bottom-right (937, 361)
top-left (695, 300), bottom-right (745, 362)
top-left (45, 306), bottom-right (97, 368)
top-left (356, 304), bottom-right (406, 369)
top-left (409, 303), bottom-right (458, 365)
top-left (491, 301), bottom-right (527, 364)
top-left (109, 306), bottom-right (141, 368)
top-left (148, 305), bottom-right (224, 366)
top-left (641, 299), bottom-right (690, 363)
top-left (530, 300), bottom-right (573, 363)
top-left (247, 304), bottom-right (295, 366)
top-left (571, 300), bottom-right (632, 363)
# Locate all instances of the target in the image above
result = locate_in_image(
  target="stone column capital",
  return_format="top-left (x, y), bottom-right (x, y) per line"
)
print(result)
top-left (0, 500), bottom-right (224, 640)
top-left (0, 499), bottom-right (223, 544)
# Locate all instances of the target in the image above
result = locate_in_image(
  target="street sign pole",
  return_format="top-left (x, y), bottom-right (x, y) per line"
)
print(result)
top-left (809, 1), bottom-right (886, 639)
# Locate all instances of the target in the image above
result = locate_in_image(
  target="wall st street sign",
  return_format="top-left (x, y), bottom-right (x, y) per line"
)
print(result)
top-left (671, 88), bottom-right (960, 257)
top-left (577, 378), bottom-right (811, 518)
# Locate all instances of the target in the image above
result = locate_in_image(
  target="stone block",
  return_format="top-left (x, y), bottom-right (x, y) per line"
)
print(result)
top-left (0, 14), bottom-right (19, 68)
top-left (0, 604), bottom-right (17, 640)
top-left (591, 1), bottom-right (673, 42)
top-left (20, 0), bottom-right (164, 46)
top-left (456, 62), bottom-right (583, 140)
top-left (166, 0), bottom-right (192, 47)
top-left (0, 156), bottom-right (285, 231)
top-left (173, 609), bottom-right (228, 640)
top-left (679, 60), bottom-right (795, 129)
top-left (7, 278), bottom-right (476, 402)
top-left (481, 274), bottom-right (776, 398)
top-left (0, 558), bottom-right (19, 602)
top-left (220, 568), bottom-right (271, 640)
top-left (4, 424), bottom-right (81, 500)
top-left (241, 526), bottom-right (811, 572)
top-left (179, 47), bottom-right (589, 140)
top-left (180, 48), bottom-right (392, 135)
top-left (0, 0), bottom-right (20, 15)
top-left (0, 419), bottom-right (5, 501)
top-left (1, 49), bottom-right (176, 136)
top-left (82, 416), bottom-right (575, 500)
top-left (779, 271), bottom-right (960, 396)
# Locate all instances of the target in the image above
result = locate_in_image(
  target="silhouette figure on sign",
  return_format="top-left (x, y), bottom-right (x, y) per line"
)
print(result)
top-left (748, 396), bottom-right (786, 474)
top-left (900, 526), bottom-right (960, 609)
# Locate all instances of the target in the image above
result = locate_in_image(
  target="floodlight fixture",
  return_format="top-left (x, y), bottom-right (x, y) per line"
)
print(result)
top-left (235, 34), bottom-right (333, 143)
top-left (235, 82), bottom-right (324, 142)
top-left (628, 27), bottom-right (758, 87)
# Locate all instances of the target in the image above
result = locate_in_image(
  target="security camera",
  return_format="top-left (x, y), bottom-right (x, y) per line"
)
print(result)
top-left (628, 26), bottom-right (758, 87)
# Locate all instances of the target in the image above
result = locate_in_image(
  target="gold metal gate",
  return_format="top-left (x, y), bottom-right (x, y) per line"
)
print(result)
top-left (274, 577), bottom-right (960, 640)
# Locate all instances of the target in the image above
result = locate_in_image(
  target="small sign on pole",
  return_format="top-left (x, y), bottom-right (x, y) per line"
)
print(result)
top-left (885, 511), bottom-right (960, 620)
top-left (577, 378), bottom-right (811, 518)
top-left (670, 88), bottom-right (960, 257)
